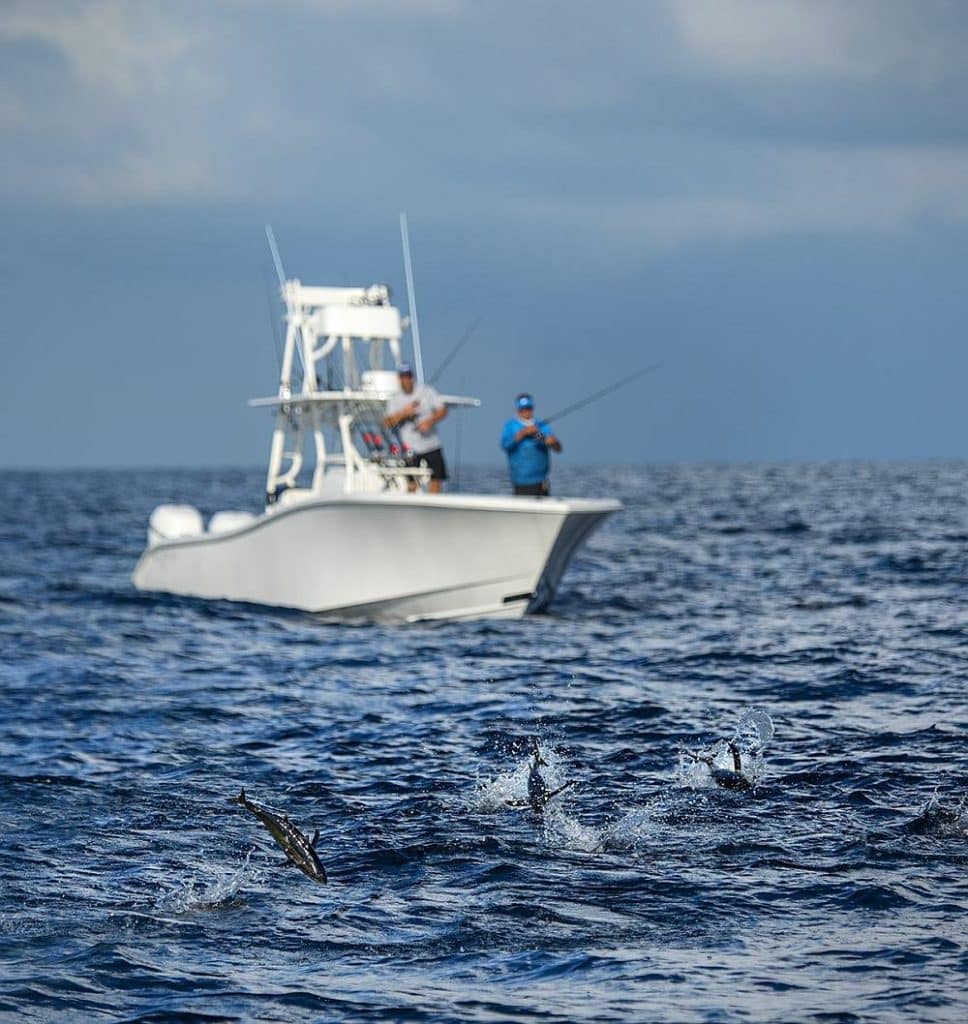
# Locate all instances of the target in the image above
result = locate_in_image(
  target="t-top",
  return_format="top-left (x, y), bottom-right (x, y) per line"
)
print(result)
top-left (385, 384), bottom-right (444, 456)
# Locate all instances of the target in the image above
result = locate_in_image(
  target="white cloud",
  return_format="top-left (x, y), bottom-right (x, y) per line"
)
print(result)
top-left (1, 0), bottom-right (967, 247)
top-left (0, 0), bottom-right (219, 201)
top-left (666, 0), bottom-right (968, 82)
top-left (0, 0), bottom-right (194, 94)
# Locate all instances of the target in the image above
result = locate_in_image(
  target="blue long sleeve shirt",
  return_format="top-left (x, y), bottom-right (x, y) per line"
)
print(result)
top-left (500, 417), bottom-right (553, 485)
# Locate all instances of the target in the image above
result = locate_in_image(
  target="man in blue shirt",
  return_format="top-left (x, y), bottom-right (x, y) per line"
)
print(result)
top-left (500, 393), bottom-right (562, 496)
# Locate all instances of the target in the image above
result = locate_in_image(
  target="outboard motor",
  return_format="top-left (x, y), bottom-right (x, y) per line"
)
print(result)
top-left (147, 504), bottom-right (204, 547)
top-left (208, 510), bottom-right (256, 535)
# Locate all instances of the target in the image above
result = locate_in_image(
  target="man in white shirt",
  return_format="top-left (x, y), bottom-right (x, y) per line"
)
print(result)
top-left (383, 363), bottom-right (449, 493)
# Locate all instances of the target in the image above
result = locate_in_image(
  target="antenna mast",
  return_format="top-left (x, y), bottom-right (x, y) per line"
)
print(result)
top-left (264, 224), bottom-right (305, 377)
top-left (399, 212), bottom-right (425, 384)
top-left (265, 224), bottom-right (286, 290)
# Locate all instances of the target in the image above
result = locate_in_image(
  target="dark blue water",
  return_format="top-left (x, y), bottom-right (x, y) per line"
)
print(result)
top-left (1, 464), bottom-right (966, 1022)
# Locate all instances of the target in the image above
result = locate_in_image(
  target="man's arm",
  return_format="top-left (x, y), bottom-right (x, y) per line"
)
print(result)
top-left (504, 422), bottom-right (541, 450)
top-left (417, 402), bottom-right (447, 434)
top-left (383, 400), bottom-right (419, 429)
top-left (540, 420), bottom-right (562, 452)
top-left (501, 420), bottom-right (530, 452)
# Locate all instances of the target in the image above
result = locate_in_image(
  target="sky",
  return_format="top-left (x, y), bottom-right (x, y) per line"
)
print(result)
top-left (1, 0), bottom-right (967, 468)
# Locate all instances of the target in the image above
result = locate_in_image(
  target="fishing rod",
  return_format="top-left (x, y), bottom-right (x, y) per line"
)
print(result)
top-left (542, 361), bottom-right (663, 425)
top-left (428, 315), bottom-right (483, 385)
top-left (332, 357), bottom-right (415, 478)
top-left (330, 362), bottom-right (393, 462)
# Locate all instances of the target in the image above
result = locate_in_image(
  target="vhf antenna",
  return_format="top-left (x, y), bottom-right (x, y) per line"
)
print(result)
top-left (264, 224), bottom-right (305, 375)
top-left (399, 212), bottom-right (425, 384)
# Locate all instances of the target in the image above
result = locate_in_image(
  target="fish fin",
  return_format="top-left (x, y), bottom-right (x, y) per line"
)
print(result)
top-left (505, 799), bottom-right (528, 809)
top-left (229, 788), bottom-right (246, 805)
top-left (547, 781), bottom-right (575, 800)
top-left (311, 829), bottom-right (320, 848)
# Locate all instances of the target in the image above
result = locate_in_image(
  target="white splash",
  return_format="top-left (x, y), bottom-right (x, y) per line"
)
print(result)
top-left (471, 742), bottom-right (570, 812)
top-left (472, 742), bottom-right (601, 851)
top-left (597, 806), bottom-right (658, 852)
top-left (678, 706), bottom-right (775, 789)
top-left (471, 758), bottom-right (532, 812)
top-left (542, 802), bottom-right (603, 853)
top-left (734, 706), bottom-right (775, 750)
top-left (156, 847), bottom-right (255, 915)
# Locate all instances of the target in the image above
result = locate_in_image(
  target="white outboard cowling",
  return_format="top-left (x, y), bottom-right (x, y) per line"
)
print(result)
top-left (147, 504), bottom-right (204, 547)
top-left (208, 510), bottom-right (256, 535)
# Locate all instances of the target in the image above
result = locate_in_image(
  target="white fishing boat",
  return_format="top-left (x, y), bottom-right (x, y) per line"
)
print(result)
top-left (132, 231), bottom-right (620, 622)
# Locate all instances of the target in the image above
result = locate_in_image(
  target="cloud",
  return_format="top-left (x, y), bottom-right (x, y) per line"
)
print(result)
top-left (665, 0), bottom-right (968, 82)
top-left (0, 0), bottom-right (219, 200)
top-left (0, 0), bottom-right (198, 96)
top-left (1, 0), bottom-right (967, 249)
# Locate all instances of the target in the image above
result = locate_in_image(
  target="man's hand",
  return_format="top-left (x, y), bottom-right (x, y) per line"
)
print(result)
top-left (516, 423), bottom-right (540, 442)
top-left (416, 417), bottom-right (435, 434)
top-left (384, 400), bottom-right (421, 429)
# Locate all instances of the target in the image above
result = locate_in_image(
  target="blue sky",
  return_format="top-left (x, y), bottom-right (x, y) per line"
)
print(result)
top-left (2, 0), bottom-right (967, 467)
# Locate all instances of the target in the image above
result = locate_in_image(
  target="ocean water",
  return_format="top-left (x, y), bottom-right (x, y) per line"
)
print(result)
top-left (1, 463), bottom-right (966, 1023)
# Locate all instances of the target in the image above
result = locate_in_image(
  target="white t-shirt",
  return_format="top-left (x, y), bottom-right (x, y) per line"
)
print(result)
top-left (385, 383), bottom-right (444, 455)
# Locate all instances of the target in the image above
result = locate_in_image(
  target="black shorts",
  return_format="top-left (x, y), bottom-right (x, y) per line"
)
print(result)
top-left (406, 447), bottom-right (448, 481)
top-left (513, 481), bottom-right (549, 496)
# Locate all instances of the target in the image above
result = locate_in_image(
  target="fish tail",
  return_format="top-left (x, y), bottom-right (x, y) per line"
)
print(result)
top-left (229, 787), bottom-right (247, 805)
top-left (547, 781), bottom-right (575, 801)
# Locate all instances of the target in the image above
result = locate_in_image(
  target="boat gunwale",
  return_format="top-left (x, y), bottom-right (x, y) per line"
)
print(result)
top-left (134, 492), bottom-right (621, 563)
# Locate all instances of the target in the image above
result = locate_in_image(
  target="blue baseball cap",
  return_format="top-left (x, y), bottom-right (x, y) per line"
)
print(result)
top-left (396, 362), bottom-right (414, 376)
top-left (516, 393), bottom-right (534, 410)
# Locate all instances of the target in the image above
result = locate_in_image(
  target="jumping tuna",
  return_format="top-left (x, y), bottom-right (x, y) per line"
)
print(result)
top-left (508, 740), bottom-right (574, 813)
top-left (691, 740), bottom-right (754, 791)
top-left (230, 788), bottom-right (328, 883)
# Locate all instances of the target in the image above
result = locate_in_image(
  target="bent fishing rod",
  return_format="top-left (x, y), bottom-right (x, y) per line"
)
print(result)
top-left (428, 316), bottom-right (483, 385)
top-left (540, 361), bottom-right (664, 428)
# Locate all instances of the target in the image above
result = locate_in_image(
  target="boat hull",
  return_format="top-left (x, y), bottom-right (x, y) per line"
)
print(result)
top-left (132, 493), bottom-right (619, 623)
